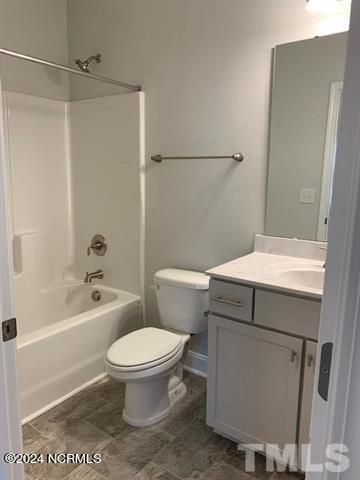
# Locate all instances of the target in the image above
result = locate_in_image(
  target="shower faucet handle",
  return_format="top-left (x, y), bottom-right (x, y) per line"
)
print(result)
top-left (87, 234), bottom-right (107, 256)
top-left (87, 243), bottom-right (100, 255)
top-left (87, 242), bottom-right (102, 255)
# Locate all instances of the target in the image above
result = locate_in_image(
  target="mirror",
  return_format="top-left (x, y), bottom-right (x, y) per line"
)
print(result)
top-left (265, 32), bottom-right (348, 241)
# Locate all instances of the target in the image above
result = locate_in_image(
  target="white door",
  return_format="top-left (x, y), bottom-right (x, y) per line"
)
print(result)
top-left (0, 90), bottom-right (23, 479)
top-left (308, 2), bottom-right (360, 479)
top-left (207, 315), bottom-right (303, 459)
top-left (317, 81), bottom-right (343, 242)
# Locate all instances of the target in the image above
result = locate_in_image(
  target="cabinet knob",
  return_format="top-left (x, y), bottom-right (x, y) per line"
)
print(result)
top-left (290, 350), bottom-right (298, 363)
top-left (307, 354), bottom-right (315, 368)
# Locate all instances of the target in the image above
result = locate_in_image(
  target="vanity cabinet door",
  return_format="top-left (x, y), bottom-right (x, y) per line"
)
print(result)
top-left (207, 314), bottom-right (303, 450)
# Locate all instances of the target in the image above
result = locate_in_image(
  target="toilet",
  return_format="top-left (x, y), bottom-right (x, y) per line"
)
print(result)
top-left (105, 268), bottom-right (209, 427)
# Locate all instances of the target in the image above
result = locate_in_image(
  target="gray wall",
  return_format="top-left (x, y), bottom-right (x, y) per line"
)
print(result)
top-left (0, 0), bottom-right (69, 99)
top-left (67, 0), bottom-right (333, 356)
top-left (265, 33), bottom-right (347, 240)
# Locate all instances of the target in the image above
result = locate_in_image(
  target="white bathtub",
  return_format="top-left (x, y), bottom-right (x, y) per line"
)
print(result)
top-left (17, 283), bottom-right (142, 422)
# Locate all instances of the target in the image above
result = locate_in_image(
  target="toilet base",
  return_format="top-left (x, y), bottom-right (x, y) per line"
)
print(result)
top-left (122, 379), bottom-right (187, 428)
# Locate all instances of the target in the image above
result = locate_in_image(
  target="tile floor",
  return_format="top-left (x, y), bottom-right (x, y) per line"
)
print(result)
top-left (23, 372), bottom-right (305, 480)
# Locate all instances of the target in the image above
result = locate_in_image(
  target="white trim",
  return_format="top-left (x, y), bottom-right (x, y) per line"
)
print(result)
top-left (0, 84), bottom-right (23, 479)
top-left (138, 92), bottom-right (146, 327)
top-left (64, 101), bottom-right (76, 271)
top-left (21, 372), bottom-right (107, 425)
top-left (308, 3), bottom-right (360, 479)
top-left (183, 350), bottom-right (208, 378)
top-left (317, 81), bottom-right (343, 241)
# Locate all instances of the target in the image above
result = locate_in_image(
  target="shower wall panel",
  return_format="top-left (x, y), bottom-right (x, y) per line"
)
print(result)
top-left (70, 92), bottom-right (143, 297)
top-left (4, 92), bottom-right (72, 335)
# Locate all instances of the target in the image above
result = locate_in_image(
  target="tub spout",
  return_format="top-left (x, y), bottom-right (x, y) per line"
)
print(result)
top-left (84, 269), bottom-right (104, 283)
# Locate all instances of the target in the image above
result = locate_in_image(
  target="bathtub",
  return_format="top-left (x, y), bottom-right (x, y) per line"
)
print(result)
top-left (16, 282), bottom-right (142, 423)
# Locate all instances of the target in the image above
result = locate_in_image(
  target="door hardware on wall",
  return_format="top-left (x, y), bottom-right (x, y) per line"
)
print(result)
top-left (318, 342), bottom-right (333, 401)
top-left (2, 318), bottom-right (17, 342)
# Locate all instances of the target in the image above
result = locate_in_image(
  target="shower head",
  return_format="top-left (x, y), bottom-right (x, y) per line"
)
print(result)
top-left (74, 53), bottom-right (102, 73)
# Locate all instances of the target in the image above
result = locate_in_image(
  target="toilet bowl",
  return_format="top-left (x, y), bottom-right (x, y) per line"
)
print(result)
top-left (106, 327), bottom-right (190, 426)
top-left (106, 268), bottom-right (209, 427)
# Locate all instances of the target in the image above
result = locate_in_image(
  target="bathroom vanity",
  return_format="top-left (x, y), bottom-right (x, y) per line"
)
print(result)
top-left (206, 235), bottom-right (325, 468)
top-left (204, 33), bottom-right (344, 466)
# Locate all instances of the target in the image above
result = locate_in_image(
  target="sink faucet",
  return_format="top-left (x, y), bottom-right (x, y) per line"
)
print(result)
top-left (84, 269), bottom-right (104, 283)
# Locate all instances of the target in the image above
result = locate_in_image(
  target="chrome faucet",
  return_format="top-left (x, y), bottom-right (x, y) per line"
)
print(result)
top-left (84, 269), bottom-right (104, 283)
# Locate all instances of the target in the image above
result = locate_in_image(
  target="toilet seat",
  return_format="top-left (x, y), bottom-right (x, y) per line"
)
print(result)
top-left (106, 327), bottom-right (183, 372)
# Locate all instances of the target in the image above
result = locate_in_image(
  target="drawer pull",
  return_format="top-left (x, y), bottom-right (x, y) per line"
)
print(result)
top-left (211, 296), bottom-right (243, 307)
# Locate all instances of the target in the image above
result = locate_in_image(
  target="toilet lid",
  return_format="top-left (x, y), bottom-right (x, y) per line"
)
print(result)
top-left (107, 327), bottom-right (182, 369)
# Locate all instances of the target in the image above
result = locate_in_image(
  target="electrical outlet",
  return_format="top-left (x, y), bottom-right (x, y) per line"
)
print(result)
top-left (300, 188), bottom-right (315, 204)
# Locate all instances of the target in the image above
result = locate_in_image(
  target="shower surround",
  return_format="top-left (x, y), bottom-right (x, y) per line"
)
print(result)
top-left (3, 88), bottom-right (144, 421)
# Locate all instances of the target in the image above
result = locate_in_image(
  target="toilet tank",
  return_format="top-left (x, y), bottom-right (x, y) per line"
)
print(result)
top-left (154, 269), bottom-right (209, 334)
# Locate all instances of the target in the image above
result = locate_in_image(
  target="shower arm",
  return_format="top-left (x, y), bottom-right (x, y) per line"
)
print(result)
top-left (75, 53), bottom-right (102, 73)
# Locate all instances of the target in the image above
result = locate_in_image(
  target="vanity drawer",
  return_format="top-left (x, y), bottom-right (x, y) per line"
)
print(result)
top-left (254, 290), bottom-right (321, 339)
top-left (209, 279), bottom-right (254, 322)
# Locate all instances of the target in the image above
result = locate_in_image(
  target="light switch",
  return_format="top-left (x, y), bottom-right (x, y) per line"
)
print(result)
top-left (300, 188), bottom-right (315, 204)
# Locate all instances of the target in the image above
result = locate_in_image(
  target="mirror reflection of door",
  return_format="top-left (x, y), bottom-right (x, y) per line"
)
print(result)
top-left (317, 81), bottom-right (343, 241)
top-left (265, 33), bottom-right (347, 241)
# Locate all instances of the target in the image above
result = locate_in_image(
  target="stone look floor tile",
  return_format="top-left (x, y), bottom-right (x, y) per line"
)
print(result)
top-left (62, 422), bottom-right (113, 454)
top-left (92, 426), bottom-right (173, 480)
top-left (156, 388), bottom-right (206, 437)
top-left (30, 390), bottom-right (110, 441)
top-left (183, 371), bottom-right (207, 394)
top-left (134, 462), bottom-right (179, 480)
top-left (64, 465), bottom-right (106, 480)
top-left (27, 389), bottom-right (114, 459)
top-left (221, 446), bottom-right (275, 479)
top-left (57, 391), bottom-right (107, 421)
top-left (25, 422), bottom-right (112, 480)
top-left (153, 418), bottom-right (230, 480)
top-left (84, 401), bottom-right (131, 438)
top-left (22, 424), bottom-right (49, 455)
top-left (87, 376), bottom-right (125, 404)
top-left (201, 462), bottom-right (255, 480)
top-left (22, 373), bottom-right (305, 480)
top-left (270, 472), bottom-right (305, 480)
top-left (25, 440), bottom-right (77, 480)
top-left (190, 392), bottom-right (206, 421)
top-left (28, 419), bottom-right (112, 460)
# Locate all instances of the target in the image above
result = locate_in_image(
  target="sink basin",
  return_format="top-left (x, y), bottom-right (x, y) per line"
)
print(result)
top-left (278, 269), bottom-right (324, 290)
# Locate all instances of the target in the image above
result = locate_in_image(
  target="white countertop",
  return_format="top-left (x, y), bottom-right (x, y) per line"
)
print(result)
top-left (206, 251), bottom-right (324, 300)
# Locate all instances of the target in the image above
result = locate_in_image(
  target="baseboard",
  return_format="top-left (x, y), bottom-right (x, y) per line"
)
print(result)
top-left (184, 350), bottom-right (208, 378)
top-left (21, 372), bottom-right (107, 425)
